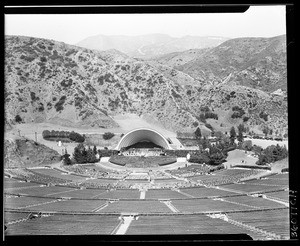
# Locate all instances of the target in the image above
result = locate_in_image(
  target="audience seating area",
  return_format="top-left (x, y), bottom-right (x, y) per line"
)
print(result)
top-left (227, 208), bottom-right (290, 239)
top-left (126, 214), bottom-right (267, 239)
top-left (5, 214), bottom-right (120, 235)
top-left (187, 169), bottom-right (263, 186)
top-left (4, 163), bottom-right (290, 239)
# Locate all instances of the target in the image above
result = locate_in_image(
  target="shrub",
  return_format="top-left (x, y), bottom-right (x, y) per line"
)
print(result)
top-left (40, 56), bottom-right (47, 62)
top-left (259, 111), bottom-right (268, 121)
top-left (243, 116), bottom-right (250, 122)
top-left (54, 95), bottom-right (66, 112)
top-left (103, 132), bottom-right (115, 140)
top-left (98, 149), bottom-right (119, 157)
top-left (15, 114), bottom-right (22, 123)
top-left (188, 153), bottom-right (210, 164)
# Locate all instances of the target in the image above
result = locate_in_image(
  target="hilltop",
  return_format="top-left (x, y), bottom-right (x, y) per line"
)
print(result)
top-left (76, 34), bottom-right (229, 58)
top-left (155, 35), bottom-right (287, 93)
top-left (5, 35), bottom-right (288, 137)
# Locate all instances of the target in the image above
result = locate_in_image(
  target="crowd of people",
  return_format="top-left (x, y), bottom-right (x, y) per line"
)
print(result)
top-left (5, 164), bottom-right (264, 191)
top-left (195, 169), bottom-right (262, 187)
top-left (63, 165), bottom-right (129, 179)
top-left (122, 148), bottom-right (163, 157)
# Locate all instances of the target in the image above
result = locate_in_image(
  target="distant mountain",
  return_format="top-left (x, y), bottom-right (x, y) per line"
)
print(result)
top-left (5, 35), bottom-right (288, 137)
top-left (157, 35), bottom-right (286, 93)
top-left (76, 34), bottom-right (229, 58)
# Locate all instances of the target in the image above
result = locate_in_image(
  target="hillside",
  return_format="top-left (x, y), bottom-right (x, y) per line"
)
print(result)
top-left (4, 137), bottom-right (61, 168)
top-left (5, 35), bottom-right (288, 137)
top-left (154, 35), bottom-right (287, 93)
top-left (76, 34), bottom-right (229, 58)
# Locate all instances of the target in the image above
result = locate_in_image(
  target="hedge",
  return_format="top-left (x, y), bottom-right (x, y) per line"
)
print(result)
top-left (232, 165), bottom-right (271, 170)
top-left (99, 149), bottom-right (119, 157)
top-left (42, 130), bottom-right (85, 143)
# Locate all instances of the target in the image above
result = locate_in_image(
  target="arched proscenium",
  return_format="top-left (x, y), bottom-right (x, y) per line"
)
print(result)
top-left (116, 128), bottom-right (172, 150)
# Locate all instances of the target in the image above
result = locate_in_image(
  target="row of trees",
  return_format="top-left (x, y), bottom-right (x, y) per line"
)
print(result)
top-left (42, 130), bottom-right (85, 143)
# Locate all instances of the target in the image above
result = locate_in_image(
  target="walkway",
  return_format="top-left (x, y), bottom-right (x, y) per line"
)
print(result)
top-left (114, 216), bottom-right (135, 235)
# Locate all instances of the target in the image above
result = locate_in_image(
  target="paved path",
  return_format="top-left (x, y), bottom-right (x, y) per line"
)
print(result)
top-left (115, 216), bottom-right (134, 235)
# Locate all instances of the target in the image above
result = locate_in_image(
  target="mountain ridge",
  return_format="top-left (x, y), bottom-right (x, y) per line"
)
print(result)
top-left (5, 35), bottom-right (288, 137)
top-left (76, 33), bottom-right (229, 58)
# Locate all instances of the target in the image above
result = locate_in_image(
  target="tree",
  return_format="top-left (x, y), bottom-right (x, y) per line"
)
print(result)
top-left (42, 130), bottom-right (51, 139)
top-left (209, 152), bottom-right (226, 165)
top-left (237, 124), bottom-right (245, 133)
top-left (262, 127), bottom-right (269, 137)
top-left (230, 126), bottom-right (236, 144)
top-left (73, 143), bottom-right (86, 164)
top-left (194, 127), bottom-right (202, 140)
top-left (253, 145), bottom-right (263, 156)
top-left (200, 137), bottom-right (210, 149)
top-left (86, 146), bottom-right (97, 163)
top-left (242, 140), bottom-right (253, 151)
top-left (103, 132), bottom-right (115, 140)
top-left (93, 145), bottom-right (97, 155)
top-left (62, 150), bottom-right (72, 165)
top-left (237, 125), bottom-right (244, 143)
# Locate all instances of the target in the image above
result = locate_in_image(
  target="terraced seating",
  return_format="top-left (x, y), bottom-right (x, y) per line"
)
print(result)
top-left (5, 196), bottom-right (57, 209)
top-left (78, 179), bottom-right (118, 189)
top-left (166, 164), bottom-right (211, 177)
top-left (4, 178), bottom-right (41, 190)
top-left (100, 200), bottom-right (173, 213)
top-left (5, 185), bottom-right (77, 197)
top-left (244, 178), bottom-right (288, 187)
top-left (265, 190), bottom-right (289, 202)
top-left (94, 189), bottom-right (140, 199)
top-left (227, 208), bottom-right (290, 239)
top-left (31, 168), bottom-right (87, 181)
top-left (149, 170), bottom-right (172, 179)
top-left (188, 169), bottom-right (262, 186)
top-left (222, 195), bottom-right (285, 209)
top-left (49, 188), bottom-right (109, 199)
top-left (214, 169), bottom-right (258, 176)
top-left (267, 173), bottom-right (289, 180)
top-left (220, 183), bottom-right (283, 194)
top-left (63, 165), bottom-right (128, 179)
top-left (179, 187), bottom-right (239, 198)
top-left (24, 199), bottom-right (107, 212)
top-left (4, 212), bottom-right (31, 224)
top-left (5, 214), bottom-right (120, 235)
top-left (126, 214), bottom-right (266, 239)
top-left (145, 189), bottom-right (188, 199)
top-left (171, 198), bottom-right (251, 213)
top-left (125, 174), bottom-right (149, 180)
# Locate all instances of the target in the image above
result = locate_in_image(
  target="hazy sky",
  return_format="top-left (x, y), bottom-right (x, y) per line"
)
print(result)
top-left (5, 5), bottom-right (286, 45)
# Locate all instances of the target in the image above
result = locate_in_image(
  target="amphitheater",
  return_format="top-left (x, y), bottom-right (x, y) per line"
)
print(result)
top-left (4, 128), bottom-right (290, 240)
